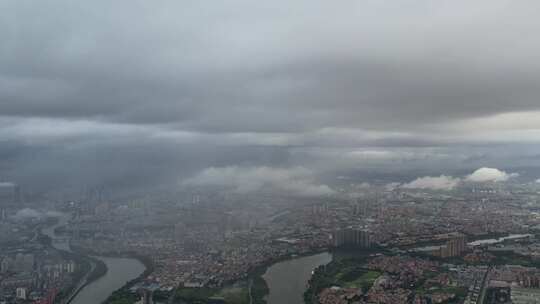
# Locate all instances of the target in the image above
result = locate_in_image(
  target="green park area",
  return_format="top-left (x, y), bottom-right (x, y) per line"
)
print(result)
top-left (175, 286), bottom-right (247, 304)
top-left (174, 276), bottom-right (268, 304)
top-left (304, 258), bottom-right (381, 303)
top-left (305, 257), bottom-right (470, 304)
top-left (340, 270), bottom-right (381, 289)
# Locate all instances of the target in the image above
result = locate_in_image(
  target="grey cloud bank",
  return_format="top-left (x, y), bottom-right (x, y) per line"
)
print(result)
top-left (1, 1), bottom-right (540, 193)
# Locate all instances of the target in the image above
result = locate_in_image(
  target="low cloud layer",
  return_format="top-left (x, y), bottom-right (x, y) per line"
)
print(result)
top-left (401, 167), bottom-right (521, 191)
top-left (183, 166), bottom-right (334, 197)
top-left (10, 208), bottom-right (61, 221)
top-left (402, 175), bottom-right (461, 191)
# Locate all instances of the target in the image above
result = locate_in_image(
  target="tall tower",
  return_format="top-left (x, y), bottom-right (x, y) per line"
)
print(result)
top-left (138, 288), bottom-right (154, 304)
top-left (0, 182), bottom-right (19, 220)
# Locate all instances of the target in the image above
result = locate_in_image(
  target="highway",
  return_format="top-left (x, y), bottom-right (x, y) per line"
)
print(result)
top-left (477, 266), bottom-right (492, 304)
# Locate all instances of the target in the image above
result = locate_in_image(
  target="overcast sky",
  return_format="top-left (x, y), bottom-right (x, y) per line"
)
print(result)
top-left (2, 1), bottom-right (540, 194)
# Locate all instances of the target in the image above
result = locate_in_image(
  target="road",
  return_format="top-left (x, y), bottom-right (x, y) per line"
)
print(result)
top-left (477, 266), bottom-right (492, 304)
top-left (62, 260), bottom-right (97, 304)
top-left (248, 278), bottom-right (254, 304)
top-left (168, 287), bottom-right (177, 304)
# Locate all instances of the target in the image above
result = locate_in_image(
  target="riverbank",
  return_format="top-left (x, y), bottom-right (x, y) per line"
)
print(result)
top-left (247, 248), bottom-right (331, 304)
top-left (41, 213), bottom-right (149, 304)
top-left (68, 245), bottom-right (153, 304)
top-left (101, 254), bottom-right (153, 304)
top-left (173, 260), bottom-right (273, 304)
top-left (304, 250), bottom-right (377, 304)
top-left (60, 257), bottom-right (108, 304)
top-left (74, 247), bottom-right (337, 304)
top-left (173, 248), bottom-right (330, 304)
top-left (39, 219), bottom-right (109, 304)
top-left (70, 245), bottom-right (154, 276)
top-left (264, 251), bottom-right (333, 304)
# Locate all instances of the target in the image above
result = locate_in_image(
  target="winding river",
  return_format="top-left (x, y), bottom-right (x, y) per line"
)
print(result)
top-left (42, 214), bottom-right (145, 304)
top-left (263, 252), bottom-right (333, 304)
top-left (70, 257), bottom-right (145, 304)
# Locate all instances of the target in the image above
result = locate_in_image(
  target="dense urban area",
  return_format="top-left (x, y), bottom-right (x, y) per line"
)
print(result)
top-left (3, 176), bottom-right (540, 304)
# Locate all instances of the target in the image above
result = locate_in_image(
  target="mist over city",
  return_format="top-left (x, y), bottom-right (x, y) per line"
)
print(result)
top-left (2, 1), bottom-right (540, 304)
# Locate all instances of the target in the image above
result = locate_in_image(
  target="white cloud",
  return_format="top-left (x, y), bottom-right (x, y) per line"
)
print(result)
top-left (401, 167), bottom-right (519, 191)
top-left (11, 208), bottom-right (42, 221)
top-left (465, 167), bottom-right (518, 183)
top-left (356, 182), bottom-right (371, 189)
top-left (402, 175), bottom-right (461, 191)
top-left (385, 182), bottom-right (402, 191)
top-left (183, 166), bottom-right (334, 197)
top-left (535, 179), bottom-right (540, 183)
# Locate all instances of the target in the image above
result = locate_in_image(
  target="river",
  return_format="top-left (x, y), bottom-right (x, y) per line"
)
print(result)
top-left (42, 213), bottom-right (145, 304)
top-left (412, 233), bottom-right (534, 252)
top-left (71, 257), bottom-right (145, 304)
top-left (263, 252), bottom-right (333, 304)
top-left (468, 234), bottom-right (533, 246)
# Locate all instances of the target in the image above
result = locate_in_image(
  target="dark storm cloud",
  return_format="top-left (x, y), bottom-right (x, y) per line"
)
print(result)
top-left (2, 0), bottom-right (540, 191)
top-left (3, 0), bottom-right (540, 129)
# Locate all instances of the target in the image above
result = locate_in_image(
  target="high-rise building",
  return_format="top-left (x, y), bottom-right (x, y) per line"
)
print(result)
top-left (0, 182), bottom-right (20, 219)
top-left (0, 257), bottom-right (11, 273)
top-left (511, 287), bottom-right (540, 304)
top-left (440, 233), bottom-right (467, 258)
top-left (137, 288), bottom-right (154, 304)
top-left (16, 287), bottom-right (27, 300)
top-left (0, 183), bottom-right (20, 203)
top-left (332, 228), bottom-right (372, 248)
top-left (353, 199), bottom-right (369, 217)
top-left (34, 288), bottom-right (57, 304)
top-left (311, 203), bottom-right (329, 215)
top-left (519, 273), bottom-right (540, 288)
top-left (174, 222), bottom-right (186, 241)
